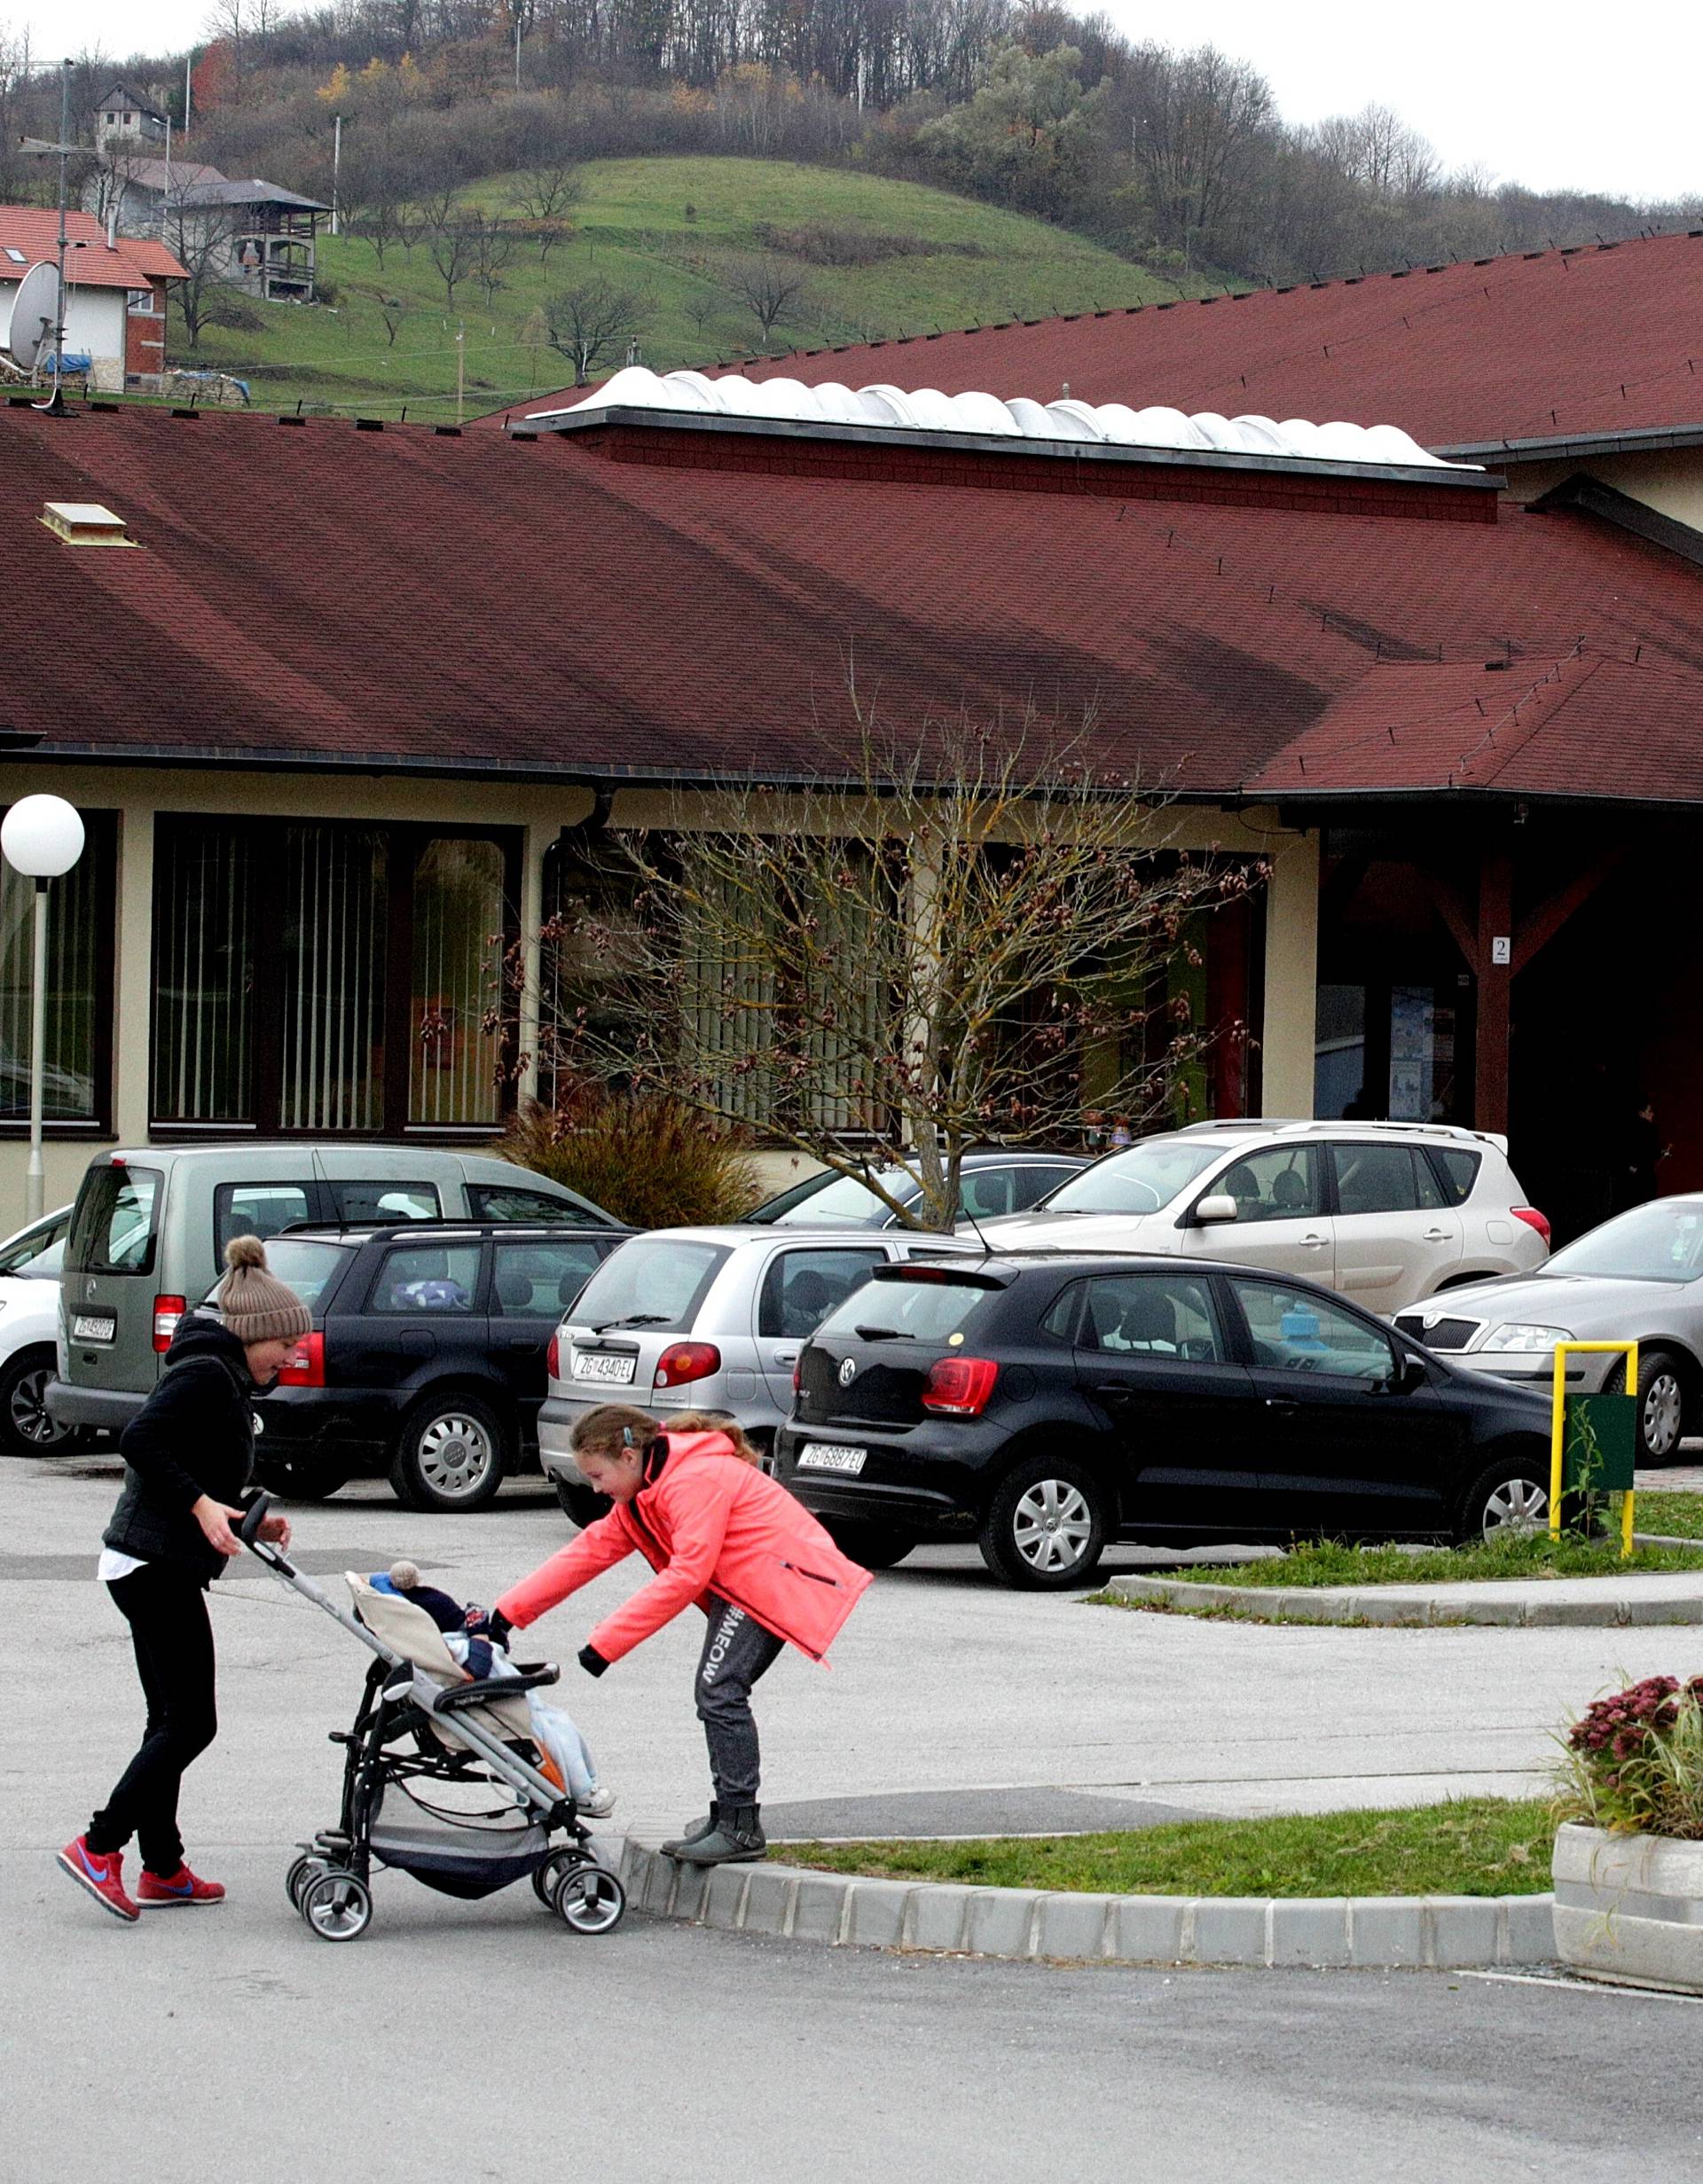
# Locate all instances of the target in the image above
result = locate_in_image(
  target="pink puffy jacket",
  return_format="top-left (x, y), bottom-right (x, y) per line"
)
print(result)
top-left (494, 1429), bottom-right (873, 1667)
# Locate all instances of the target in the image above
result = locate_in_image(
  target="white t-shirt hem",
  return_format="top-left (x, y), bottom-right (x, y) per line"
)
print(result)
top-left (98, 1548), bottom-right (147, 1582)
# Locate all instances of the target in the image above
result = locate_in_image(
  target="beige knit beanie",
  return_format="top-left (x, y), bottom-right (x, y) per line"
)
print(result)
top-left (217, 1234), bottom-right (312, 1345)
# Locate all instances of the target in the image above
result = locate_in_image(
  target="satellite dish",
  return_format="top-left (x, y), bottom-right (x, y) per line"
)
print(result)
top-left (5, 261), bottom-right (61, 372)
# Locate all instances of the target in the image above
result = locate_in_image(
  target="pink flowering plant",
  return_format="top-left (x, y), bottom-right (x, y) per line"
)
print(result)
top-left (1556, 1676), bottom-right (1703, 1839)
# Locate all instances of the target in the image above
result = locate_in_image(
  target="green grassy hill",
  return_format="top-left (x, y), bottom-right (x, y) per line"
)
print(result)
top-left (179, 155), bottom-right (1192, 420)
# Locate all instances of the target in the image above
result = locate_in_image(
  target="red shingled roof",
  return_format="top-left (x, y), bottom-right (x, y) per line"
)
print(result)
top-left (2, 404), bottom-right (1701, 802)
top-left (500, 229), bottom-right (1703, 454)
top-left (0, 207), bottom-right (186, 288)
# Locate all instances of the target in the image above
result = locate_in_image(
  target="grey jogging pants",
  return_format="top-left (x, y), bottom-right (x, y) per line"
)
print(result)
top-left (695, 1594), bottom-right (785, 1806)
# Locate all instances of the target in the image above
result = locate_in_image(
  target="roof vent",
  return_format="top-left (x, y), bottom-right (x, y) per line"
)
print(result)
top-left (40, 501), bottom-right (135, 548)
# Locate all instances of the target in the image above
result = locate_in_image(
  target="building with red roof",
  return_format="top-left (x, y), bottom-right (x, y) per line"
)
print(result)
top-left (0, 207), bottom-right (186, 394)
top-left (0, 364), bottom-right (1699, 1239)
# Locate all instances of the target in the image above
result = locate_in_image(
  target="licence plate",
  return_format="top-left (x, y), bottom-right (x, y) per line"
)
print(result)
top-left (571, 1350), bottom-right (637, 1385)
top-left (797, 1444), bottom-right (867, 1476)
top-left (73, 1313), bottom-right (116, 1342)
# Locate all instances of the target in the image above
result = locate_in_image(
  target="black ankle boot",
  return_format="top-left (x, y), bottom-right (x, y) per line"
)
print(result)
top-left (660, 1802), bottom-right (720, 1859)
top-left (674, 1803), bottom-right (765, 1867)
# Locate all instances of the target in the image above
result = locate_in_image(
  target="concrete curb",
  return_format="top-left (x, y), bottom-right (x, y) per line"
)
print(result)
top-left (610, 1837), bottom-right (1556, 1969)
top-left (1103, 1572), bottom-right (1703, 1627)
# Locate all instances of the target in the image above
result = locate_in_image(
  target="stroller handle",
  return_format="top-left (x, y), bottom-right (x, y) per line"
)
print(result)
top-left (239, 1491), bottom-right (276, 1547)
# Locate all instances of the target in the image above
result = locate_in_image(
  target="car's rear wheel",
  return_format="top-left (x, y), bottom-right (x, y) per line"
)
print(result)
top-left (822, 1520), bottom-right (916, 1571)
top-left (1456, 1452), bottom-right (1550, 1543)
top-left (554, 1478), bottom-right (610, 1530)
top-left (0, 1348), bottom-right (88, 1456)
top-left (390, 1393), bottom-right (506, 1512)
top-left (978, 1456), bottom-right (1107, 1590)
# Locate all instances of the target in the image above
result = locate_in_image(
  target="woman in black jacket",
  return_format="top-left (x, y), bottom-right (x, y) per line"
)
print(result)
top-left (59, 1236), bottom-right (308, 1922)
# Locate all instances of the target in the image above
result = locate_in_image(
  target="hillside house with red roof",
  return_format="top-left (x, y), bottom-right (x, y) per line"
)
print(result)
top-left (0, 209), bottom-right (186, 394)
top-left (1, 366), bottom-right (1701, 1241)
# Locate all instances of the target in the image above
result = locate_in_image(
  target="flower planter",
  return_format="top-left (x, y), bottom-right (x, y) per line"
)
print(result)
top-left (1552, 1821), bottom-right (1703, 1992)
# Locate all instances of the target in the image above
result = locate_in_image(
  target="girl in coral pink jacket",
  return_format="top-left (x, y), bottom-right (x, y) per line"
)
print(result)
top-left (491, 1405), bottom-right (872, 1867)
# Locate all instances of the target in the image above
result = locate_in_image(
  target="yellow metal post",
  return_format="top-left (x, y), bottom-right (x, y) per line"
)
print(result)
top-left (1549, 1340), bottom-right (1638, 1556)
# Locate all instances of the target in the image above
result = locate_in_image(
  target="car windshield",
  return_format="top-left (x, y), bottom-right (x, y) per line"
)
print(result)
top-left (1042, 1139), bottom-right (1226, 1217)
top-left (1545, 1202), bottom-right (1703, 1284)
top-left (771, 1170), bottom-right (917, 1226)
top-left (568, 1238), bottom-right (730, 1333)
top-left (817, 1272), bottom-right (993, 1343)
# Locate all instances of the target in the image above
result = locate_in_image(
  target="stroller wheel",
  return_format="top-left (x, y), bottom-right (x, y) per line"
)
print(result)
top-left (532, 1850), bottom-right (579, 1908)
top-left (301, 1869), bottom-right (373, 1942)
top-left (552, 1861), bottom-right (626, 1936)
top-left (286, 1854), bottom-right (324, 1913)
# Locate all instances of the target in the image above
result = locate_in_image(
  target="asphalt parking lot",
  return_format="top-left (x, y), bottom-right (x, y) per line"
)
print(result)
top-left (10, 1452), bottom-right (1703, 2180)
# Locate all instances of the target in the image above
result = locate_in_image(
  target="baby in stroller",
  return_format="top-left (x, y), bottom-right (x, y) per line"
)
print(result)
top-left (374, 1561), bottom-right (615, 1818)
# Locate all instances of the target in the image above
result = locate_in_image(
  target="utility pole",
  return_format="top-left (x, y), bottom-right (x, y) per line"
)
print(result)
top-left (184, 49), bottom-right (193, 132)
top-left (162, 115), bottom-right (172, 242)
top-left (514, 17), bottom-right (522, 91)
top-left (52, 59), bottom-right (69, 395)
top-left (331, 113), bottom-right (341, 235)
top-left (456, 319), bottom-right (465, 426)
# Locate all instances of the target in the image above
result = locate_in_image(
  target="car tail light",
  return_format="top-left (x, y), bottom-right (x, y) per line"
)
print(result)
top-left (277, 1332), bottom-right (326, 1388)
top-left (547, 1331), bottom-right (561, 1380)
top-left (654, 1341), bottom-right (721, 1389)
top-left (152, 1296), bottom-right (185, 1353)
top-left (792, 1359), bottom-right (802, 1392)
top-left (921, 1355), bottom-right (1000, 1417)
top-left (1511, 1206), bottom-right (1552, 1247)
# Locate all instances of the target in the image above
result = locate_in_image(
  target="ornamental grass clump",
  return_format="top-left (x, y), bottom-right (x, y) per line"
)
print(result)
top-left (1555, 1676), bottom-right (1703, 1839)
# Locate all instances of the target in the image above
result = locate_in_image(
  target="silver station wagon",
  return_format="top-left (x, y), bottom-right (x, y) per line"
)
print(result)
top-left (538, 1224), bottom-right (969, 1521)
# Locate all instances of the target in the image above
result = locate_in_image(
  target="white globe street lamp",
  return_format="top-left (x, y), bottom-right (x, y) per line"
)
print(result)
top-left (1, 795), bottom-right (85, 1222)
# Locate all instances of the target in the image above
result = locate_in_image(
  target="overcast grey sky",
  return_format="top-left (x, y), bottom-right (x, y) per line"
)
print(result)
top-left (12, 0), bottom-right (1701, 204)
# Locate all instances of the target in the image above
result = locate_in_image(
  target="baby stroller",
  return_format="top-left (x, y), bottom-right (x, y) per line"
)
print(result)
top-left (239, 1496), bottom-right (626, 1944)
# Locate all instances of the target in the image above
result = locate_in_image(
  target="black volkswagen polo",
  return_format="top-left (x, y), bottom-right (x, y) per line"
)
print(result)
top-left (775, 1251), bottom-right (1556, 1589)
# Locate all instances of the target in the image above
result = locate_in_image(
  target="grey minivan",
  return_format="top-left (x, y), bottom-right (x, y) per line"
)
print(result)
top-left (49, 1143), bottom-right (617, 1436)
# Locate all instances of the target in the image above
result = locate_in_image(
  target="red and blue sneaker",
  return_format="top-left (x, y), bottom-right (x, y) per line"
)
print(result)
top-left (137, 1863), bottom-right (225, 1908)
top-left (57, 1836), bottom-right (139, 1922)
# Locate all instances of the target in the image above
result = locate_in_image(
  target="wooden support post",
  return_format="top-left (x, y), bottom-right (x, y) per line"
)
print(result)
top-left (1474, 845), bottom-right (1513, 1135)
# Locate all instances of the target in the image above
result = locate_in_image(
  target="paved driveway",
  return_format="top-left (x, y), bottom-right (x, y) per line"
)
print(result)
top-left (11, 1454), bottom-right (1703, 2182)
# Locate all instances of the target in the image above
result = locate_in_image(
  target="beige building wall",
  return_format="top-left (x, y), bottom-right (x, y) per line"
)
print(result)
top-left (1502, 448), bottom-right (1703, 535)
top-left (0, 767), bottom-right (1321, 1231)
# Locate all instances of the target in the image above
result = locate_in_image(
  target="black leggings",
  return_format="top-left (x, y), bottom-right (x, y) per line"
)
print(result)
top-left (87, 1564), bottom-right (218, 1875)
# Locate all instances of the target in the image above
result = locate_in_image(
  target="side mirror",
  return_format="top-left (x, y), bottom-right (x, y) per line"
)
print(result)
top-left (1193, 1194), bottom-right (1239, 1225)
top-left (1395, 1354), bottom-right (1429, 1394)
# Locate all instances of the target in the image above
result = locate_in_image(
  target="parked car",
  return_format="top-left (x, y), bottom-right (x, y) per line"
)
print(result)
top-left (972, 1120), bottom-right (1550, 1315)
top-left (774, 1250), bottom-right (1555, 1589)
top-left (0, 1204), bottom-right (83, 1454)
top-left (1393, 1194), bottom-right (1703, 1464)
top-left (227, 1221), bottom-right (631, 1510)
top-left (538, 1224), bottom-right (972, 1523)
top-left (749, 1149), bottom-right (1088, 1229)
top-left (49, 1143), bottom-right (622, 1440)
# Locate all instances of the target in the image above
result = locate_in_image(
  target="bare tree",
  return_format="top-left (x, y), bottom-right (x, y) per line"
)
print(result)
top-left (513, 160), bottom-right (582, 261)
top-left (473, 216), bottom-right (517, 305)
top-left (521, 706), bottom-right (1263, 1231)
top-left (544, 278), bottom-right (650, 385)
top-left (161, 186), bottom-right (249, 349)
top-left (724, 252), bottom-right (808, 348)
top-left (357, 286), bottom-right (411, 347)
top-left (425, 220), bottom-right (480, 306)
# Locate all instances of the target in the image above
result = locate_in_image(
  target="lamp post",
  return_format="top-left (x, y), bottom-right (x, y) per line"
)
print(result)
top-left (1, 795), bottom-right (84, 1222)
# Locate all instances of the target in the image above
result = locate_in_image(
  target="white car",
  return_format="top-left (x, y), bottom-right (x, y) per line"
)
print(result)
top-left (969, 1120), bottom-right (1550, 1318)
top-left (0, 1204), bottom-right (84, 1454)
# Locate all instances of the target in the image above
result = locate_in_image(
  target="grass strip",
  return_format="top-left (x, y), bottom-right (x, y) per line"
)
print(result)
top-left (789, 1797), bottom-right (1556, 1898)
top-left (1114, 1533), bottom-right (1703, 1589)
top-left (1635, 1491), bottom-right (1703, 1541)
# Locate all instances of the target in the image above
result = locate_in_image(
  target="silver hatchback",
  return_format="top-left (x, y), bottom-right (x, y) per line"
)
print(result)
top-left (538, 1225), bottom-right (967, 1519)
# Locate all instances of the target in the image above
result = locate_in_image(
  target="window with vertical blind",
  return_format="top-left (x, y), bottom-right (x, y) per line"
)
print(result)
top-left (0, 810), bottom-right (114, 1126)
top-left (150, 818), bottom-right (516, 1136)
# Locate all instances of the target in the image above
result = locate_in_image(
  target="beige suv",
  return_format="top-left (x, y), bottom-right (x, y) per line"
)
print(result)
top-left (973, 1121), bottom-right (1550, 1317)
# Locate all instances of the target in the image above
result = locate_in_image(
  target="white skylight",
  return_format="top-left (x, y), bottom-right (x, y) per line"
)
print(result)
top-left (526, 365), bottom-right (1478, 471)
